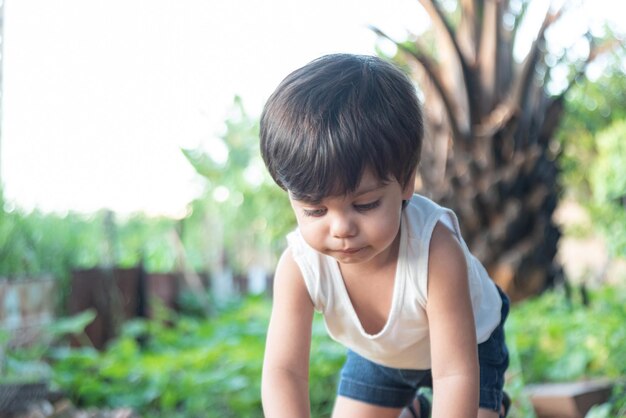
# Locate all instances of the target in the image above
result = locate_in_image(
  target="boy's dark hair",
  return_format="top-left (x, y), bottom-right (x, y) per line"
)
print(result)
top-left (260, 53), bottom-right (423, 202)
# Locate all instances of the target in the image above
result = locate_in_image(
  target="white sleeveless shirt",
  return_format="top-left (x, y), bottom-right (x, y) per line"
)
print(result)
top-left (286, 194), bottom-right (503, 369)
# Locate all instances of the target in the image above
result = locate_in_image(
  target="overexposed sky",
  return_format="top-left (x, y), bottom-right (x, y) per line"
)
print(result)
top-left (1, 0), bottom-right (622, 217)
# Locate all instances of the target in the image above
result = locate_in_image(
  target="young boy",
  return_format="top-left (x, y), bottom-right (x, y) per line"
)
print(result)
top-left (259, 54), bottom-right (510, 418)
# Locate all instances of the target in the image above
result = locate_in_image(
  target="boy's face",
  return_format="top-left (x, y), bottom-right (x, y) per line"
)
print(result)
top-left (289, 168), bottom-right (414, 268)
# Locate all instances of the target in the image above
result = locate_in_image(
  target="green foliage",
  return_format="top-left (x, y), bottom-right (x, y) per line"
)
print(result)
top-left (0, 200), bottom-right (188, 295)
top-left (0, 191), bottom-right (185, 281)
top-left (588, 120), bottom-right (626, 257)
top-left (182, 97), bottom-right (295, 273)
top-left (0, 193), bottom-right (102, 280)
top-left (507, 284), bottom-right (626, 416)
top-left (556, 58), bottom-right (626, 260)
top-left (35, 285), bottom-right (626, 417)
top-left (113, 214), bottom-right (180, 273)
top-left (49, 296), bottom-right (344, 418)
top-left (1, 310), bottom-right (96, 384)
top-left (0, 194), bottom-right (110, 309)
top-left (558, 62), bottom-right (626, 201)
top-left (508, 285), bottom-right (626, 382)
top-left (0, 190), bottom-right (212, 286)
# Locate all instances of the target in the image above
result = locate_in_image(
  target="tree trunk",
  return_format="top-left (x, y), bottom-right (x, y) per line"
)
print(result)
top-left (373, 0), bottom-right (610, 301)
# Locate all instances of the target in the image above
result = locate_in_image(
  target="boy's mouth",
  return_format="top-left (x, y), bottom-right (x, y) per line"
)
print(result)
top-left (334, 247), bottom-right (362, 254)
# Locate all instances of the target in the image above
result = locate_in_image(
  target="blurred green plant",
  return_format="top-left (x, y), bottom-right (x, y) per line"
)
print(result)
top-left (113, 214), bottom-right (180, 273)
top-left (49, 296), bottom-right (344, 418)
top-left (588, 120), bottom-right (626, 258)
top-left (556, 59), bottom-right (626, 259)
top-left (182, 96), bottom-right (295, 274)
top-left (0, 191), bottom-right (101, 280)
top-left (37, 283), bottom-right (626, 417)
top-left (1, 309), bottom-right (96, 384)
top-left (557, 54), bottom-right (626, 199)
top-left (0, 193), bottom-right (185, 281)
top-left (506, 284), bottom-right (626, 417)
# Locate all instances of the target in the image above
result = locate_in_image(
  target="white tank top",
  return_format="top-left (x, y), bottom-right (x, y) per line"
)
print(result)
top-left (287, 194), bottom-right (503, 369)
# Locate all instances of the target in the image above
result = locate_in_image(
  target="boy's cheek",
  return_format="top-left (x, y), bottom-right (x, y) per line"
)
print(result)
top-left (298, 221), bottom-right (324, 238)
top-left (292, 210), bottom-right (307, 225)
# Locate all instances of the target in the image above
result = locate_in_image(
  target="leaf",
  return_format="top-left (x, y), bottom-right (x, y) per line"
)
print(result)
top-left (585, 403), bottom-right (612, 418)
top-left (181, 147), bottom-right (223, 181)
top-left (47, 309), bottom-right (96, 337)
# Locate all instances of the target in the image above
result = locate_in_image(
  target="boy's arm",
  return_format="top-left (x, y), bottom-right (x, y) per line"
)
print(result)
top-left (426, 222), bottom-right (480, 418)
top-left (262, 248), bottom-right (315, 418)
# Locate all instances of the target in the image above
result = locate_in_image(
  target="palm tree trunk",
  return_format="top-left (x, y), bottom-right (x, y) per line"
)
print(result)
top-left (373, 0), bottom-right (612, 301)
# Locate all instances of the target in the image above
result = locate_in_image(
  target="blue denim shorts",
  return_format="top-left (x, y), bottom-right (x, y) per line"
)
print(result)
top-left (337, 287), bottom-right (510, 411)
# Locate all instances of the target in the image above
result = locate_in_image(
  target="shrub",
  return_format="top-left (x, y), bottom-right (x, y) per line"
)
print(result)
top-left (49, 296), bottom-right (344, 418)
top-left (506, 284), bottom-right (626, 416)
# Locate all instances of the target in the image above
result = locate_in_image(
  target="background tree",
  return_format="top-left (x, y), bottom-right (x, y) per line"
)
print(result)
top-left (557, 60), bottom-right (626, 201)
top-left (183, 97), bottom-right (295, 276)
top-left (556, 61), bottom-right (626, 263)
top-left (372, 0), bottom-right (621, 300)
top-left (588, 120), bottom-right (626, 258)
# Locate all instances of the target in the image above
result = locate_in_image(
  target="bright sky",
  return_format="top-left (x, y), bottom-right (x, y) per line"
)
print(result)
top-left (1, 0), bottom-right (623, 217)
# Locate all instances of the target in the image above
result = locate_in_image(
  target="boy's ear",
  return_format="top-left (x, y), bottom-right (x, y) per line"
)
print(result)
top-left (402, 170), bottom-right (417, 200)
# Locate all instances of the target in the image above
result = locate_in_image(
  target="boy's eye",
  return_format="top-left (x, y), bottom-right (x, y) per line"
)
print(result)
top-left (302, 208), bottom-right (327, 217)
top-left (354, 200), bottom-right (381, 212)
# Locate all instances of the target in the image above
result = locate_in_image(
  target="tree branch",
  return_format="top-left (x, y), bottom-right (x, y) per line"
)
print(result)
top-left (512, 4), bottom-right (565, 113)
top-left (558, 35), bottom-right (625, 100)
top-left (417, 0), bottom-right (480, 126)
top-left (510, 0), bottom-right (531, 50)
top-left (474, 100), bottom-right (518, 138)
top-left (477, 0), bottom-right (502, 114)
top-left (370, 25), bottom-right (468, 142)
top-left (458, 0), bottom-right (480, 63)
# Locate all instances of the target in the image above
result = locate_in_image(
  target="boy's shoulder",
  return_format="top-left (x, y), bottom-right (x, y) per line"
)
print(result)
top-left (405, 193), bottom-right (447, 223)
top-left (404, 193), bottom-right (459, 241)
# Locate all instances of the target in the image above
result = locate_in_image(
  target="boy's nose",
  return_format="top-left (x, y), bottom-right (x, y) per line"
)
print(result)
top-left (330, 214), bottom-right (357, 238)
